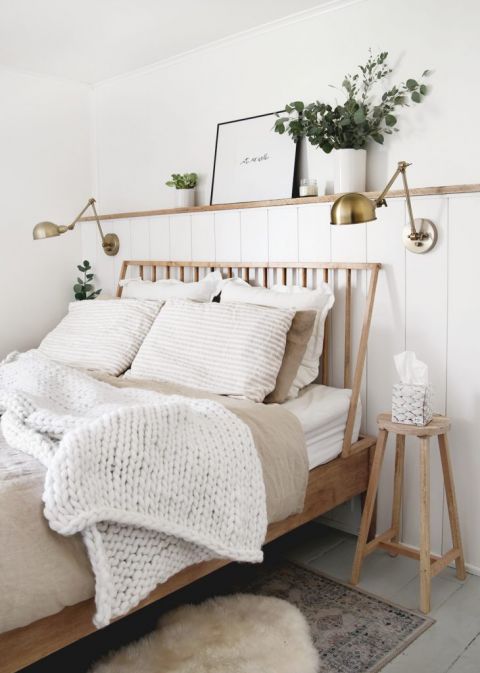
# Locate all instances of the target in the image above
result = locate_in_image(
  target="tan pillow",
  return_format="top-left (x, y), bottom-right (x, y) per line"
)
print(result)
top-left (265, 310), bottom-right (316, 404)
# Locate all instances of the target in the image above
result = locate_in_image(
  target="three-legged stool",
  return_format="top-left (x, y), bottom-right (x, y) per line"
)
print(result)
top-left (351, 413), bottom-right (466, 613)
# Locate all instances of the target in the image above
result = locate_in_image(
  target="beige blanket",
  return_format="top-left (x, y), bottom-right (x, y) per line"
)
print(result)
top-left (0, 375), bottom-right (307, 633)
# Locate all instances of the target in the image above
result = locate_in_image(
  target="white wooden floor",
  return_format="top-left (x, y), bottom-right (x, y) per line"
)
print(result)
top-left (286, 524), bottom-right (480, 673)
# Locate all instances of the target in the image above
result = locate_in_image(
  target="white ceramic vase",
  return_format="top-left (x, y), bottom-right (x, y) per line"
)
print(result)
top-left (175, 188), bottom-right (195, 208)
top-left (334, 149), bottom-right (367, 193)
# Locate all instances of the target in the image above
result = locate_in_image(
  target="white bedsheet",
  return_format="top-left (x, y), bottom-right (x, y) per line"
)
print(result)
top-left (283, 384), bottom-right (362, 469)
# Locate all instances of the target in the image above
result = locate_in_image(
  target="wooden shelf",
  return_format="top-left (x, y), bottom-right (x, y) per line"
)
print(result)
top-left (80, 183), bottom-right (480, 222)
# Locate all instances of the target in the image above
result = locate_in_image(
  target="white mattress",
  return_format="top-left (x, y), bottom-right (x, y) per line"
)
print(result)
top-left (283, 384), bottom-right (362, 469)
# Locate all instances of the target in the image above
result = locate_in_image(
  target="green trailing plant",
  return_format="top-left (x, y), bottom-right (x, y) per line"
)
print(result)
top-left (73, 260), bottom-right (102, 300)
top-left (165, 173), bottom-right (198, 189)
top-left (274, 51), bottom-right (431, 152)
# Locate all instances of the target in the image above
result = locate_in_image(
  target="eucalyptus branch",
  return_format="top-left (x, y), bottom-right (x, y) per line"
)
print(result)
top-left (73, 260), bottom-right (102, 301)
top-left (274, 50), bottom-right (431, 152)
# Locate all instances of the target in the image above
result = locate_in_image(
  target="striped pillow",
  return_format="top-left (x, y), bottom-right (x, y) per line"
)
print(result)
top-left (128, 299), bottom-right (295, 402)
top-left (39, 299), bottom-right (161, 375)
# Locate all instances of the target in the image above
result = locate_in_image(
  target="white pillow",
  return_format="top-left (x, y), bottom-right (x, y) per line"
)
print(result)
top-left (220, 278), bottom-right (334, 397)
top-left (120, 270), bottom-right (222, 301)
top-left (128, 299), bottom-right (295, 402)
top-left (39, 299), bottom-right (161, 375)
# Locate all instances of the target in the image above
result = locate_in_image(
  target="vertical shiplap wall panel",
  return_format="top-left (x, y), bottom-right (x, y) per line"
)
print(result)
top-left (330, 222), bottom-right (367, 262)
top-left (366, 201), bottom-right (406, 533)
top-left (111, 220), bottom-right (132, 282)
top-left (268, 206), bottom-right (298, 262)
top-left (191, 212), bottom-right (215, 262)
top-left (170, 214), bottom-right (191, 261)
top-left (215, 211), bottom-right (241, 261)
top-left (403, 197), bottom-right (448, 555)
top-left (93, 226), bottom-right (116, 296)
top-left (444, 195), bottom-right (480, 569)
top-left (130, 218), bottom-right (150, 259)
top-left (331, 223), bottom-right (367, 420)
top-left (240, 209), bottom-right (268, 262)
top-left (298, 204), bottom-right (331, 262)
top-left (110, 218), bottom-right (136, 292)
top-left (149, 216), bottom-right (170, 265)
top-left (321, 217), bottom-right (367, 531)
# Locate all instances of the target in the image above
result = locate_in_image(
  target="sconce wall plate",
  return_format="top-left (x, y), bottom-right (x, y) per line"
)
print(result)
top-left (402, 218), bottom-right (437, 254)
top-left (102, 232), bottom-right (120, 256)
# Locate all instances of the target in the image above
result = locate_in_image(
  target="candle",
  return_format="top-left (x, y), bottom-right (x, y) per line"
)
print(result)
top-left (299, 179), bottom-right (318, 197)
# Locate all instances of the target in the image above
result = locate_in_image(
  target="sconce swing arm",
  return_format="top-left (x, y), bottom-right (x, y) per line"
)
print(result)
top-left (32, 198), bottom-right (119, 256)
top-left (330, 160), bottom-right (438, 254)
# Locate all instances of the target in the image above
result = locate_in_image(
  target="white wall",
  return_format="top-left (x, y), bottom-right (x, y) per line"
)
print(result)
top-left (0, 69), bottom-right (93, 358)
top-left (93, 0), bottom-right (480, 212)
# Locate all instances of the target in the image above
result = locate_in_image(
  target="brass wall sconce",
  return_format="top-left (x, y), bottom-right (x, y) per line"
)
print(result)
top-left (330, 161), bottom-right (438, 254)
top-left (32, 198), bottom-right (120, 256)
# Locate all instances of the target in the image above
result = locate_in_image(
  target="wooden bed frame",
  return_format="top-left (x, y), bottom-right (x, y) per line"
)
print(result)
top-left (0, 260), bottom-right (381, 673)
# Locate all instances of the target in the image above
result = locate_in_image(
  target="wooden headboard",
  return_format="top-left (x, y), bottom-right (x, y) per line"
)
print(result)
top-left (117, 260), bottom-right (381, 458)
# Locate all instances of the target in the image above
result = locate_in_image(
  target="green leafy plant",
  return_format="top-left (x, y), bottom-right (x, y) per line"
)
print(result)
top-left (165, 173), bottom-right (198, 189)
top-left (274, 51), bottom-right (431, 152)
top-left (73, 260), bottom-right (102, 300)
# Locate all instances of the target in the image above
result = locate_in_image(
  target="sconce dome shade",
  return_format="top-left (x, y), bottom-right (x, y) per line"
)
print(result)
top-left (330, 192), bottom-right (377, 225)
top-left (32, 221), bottom-right (61, 240)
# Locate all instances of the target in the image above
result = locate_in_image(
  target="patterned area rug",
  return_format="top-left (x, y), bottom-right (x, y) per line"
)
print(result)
top-left (237, 561), bottom-right (434, 673)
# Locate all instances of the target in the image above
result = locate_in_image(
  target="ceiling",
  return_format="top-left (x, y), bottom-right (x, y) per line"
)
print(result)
top-left (0, 0), bottom-right (333, 84)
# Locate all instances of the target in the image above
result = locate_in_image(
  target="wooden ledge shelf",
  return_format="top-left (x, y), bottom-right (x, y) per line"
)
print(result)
top-left (80, 183), bottom-right (480, 222)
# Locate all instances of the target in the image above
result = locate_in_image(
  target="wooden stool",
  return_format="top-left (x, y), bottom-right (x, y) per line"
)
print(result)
top-left (351, 413), bottom-right (466, 613)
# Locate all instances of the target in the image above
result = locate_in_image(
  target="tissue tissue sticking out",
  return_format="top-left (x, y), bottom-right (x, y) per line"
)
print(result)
top-left (392, 351), bottom-right (433, 426)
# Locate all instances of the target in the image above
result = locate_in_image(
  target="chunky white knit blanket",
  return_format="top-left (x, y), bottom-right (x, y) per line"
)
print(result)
top-left (0, 351), bottom-right (267, 627)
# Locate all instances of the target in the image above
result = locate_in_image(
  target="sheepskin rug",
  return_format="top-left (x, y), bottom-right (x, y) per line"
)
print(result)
top-left (91, 593), bottom-right (320, 673)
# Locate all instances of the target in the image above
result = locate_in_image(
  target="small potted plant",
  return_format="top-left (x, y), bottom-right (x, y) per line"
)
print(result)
top-left (166, 172), bottom-right (198, 208)
top-left (274, 51), bottom-right (431, 193)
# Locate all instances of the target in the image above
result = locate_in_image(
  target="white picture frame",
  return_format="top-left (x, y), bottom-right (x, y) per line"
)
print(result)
top-left (210, 112), bottom-right (297, 205)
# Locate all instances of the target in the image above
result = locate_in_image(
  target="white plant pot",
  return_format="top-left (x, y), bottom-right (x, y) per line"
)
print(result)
top-left (334, 149), bottom-right (367, 193)
top-left (175, 188), bottom-right (195, 208)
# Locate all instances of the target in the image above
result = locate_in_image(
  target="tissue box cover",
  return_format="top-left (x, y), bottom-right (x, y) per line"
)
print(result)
top-left (392, 383), bottom-right (433, 426)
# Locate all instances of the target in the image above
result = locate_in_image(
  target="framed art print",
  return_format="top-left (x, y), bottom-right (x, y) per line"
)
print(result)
top-left (210, 111), bottom-right (297, 205)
